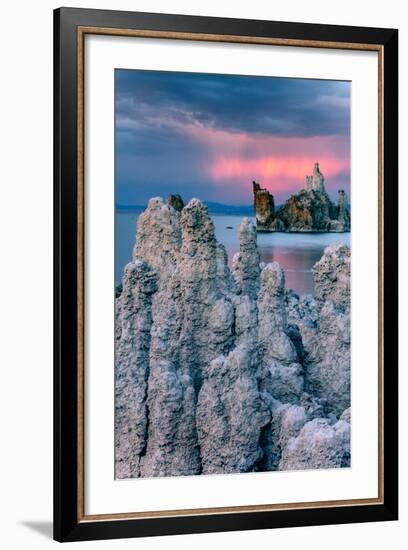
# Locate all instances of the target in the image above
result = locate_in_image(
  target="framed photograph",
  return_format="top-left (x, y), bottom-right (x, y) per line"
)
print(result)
top-left (54, 7), bottom-right (398, 542)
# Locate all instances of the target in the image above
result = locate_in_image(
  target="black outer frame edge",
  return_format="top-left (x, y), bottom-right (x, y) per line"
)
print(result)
top-left (63, 504), bottom-right (396, 542)
top-left (382, 28), bottom-right (398, 521)
top-left (53, 7), bottom-right (62, 541)
top-left (53, 7), bottom-right (398, 543)
top-left (57, 6), bottom-right (397, 43)
top-left (54, 7), bottom-right (79, 542)
top-left (53, 7), bottom-right (60, 541)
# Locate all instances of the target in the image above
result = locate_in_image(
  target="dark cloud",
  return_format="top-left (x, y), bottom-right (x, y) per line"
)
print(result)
top-left (116, 69), bottom-right (350, 138)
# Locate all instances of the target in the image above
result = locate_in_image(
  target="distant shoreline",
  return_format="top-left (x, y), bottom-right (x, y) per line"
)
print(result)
top-left (116, 201), bottom-right (255, 216)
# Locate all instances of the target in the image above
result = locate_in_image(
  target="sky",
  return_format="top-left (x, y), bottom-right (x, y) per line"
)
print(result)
top-left (115, 69), bottom-right (350, 206)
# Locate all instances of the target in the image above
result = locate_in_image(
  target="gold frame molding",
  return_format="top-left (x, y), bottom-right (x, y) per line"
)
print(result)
top-left (76, 26), bottom-right (384, 523)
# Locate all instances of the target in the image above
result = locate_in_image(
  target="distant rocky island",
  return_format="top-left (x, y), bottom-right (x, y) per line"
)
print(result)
top-left (115, 197), bottom-right (350, 479)
top-left (253, 162), bottom-right (350, 233)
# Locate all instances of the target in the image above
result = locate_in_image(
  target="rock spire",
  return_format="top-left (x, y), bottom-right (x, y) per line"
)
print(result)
top-left (253, 163), bottom-right (350, 233)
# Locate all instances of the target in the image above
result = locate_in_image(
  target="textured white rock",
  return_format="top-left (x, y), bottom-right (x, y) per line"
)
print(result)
top-left (259, 401), bottom-right (308, 471)
top-left (279, 417), bottom-right (351, 470)
top-left (133, 197), bottom-right (182, 274)
top-left (233, 217), bottom-right (260, 299)
top-left (313, 243), bottom-right (350, 311)
top-left (115, 260), bottom-right (157, 479)
top-left (257, 263), bottom-right (303, 405)
top-left (232, 218), bottom-right (260, 349)
top-left (140, 199), bottom-right (236, 476)
top-left (308, 244), bottom-right (351, 416)
top-left (115, 199), bottom-right (351, 478)
top-left (284, 244), bottom-right (351, 416)
top-left (197, 346), bottom-right (270, 474)
top-left (340, 407), bottom-right (351, 423)
top-left (258, 264), bottom-right (297, 362)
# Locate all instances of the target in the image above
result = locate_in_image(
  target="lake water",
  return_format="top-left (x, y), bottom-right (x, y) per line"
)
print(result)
top-left (115, 210), bottom-right (350, 295)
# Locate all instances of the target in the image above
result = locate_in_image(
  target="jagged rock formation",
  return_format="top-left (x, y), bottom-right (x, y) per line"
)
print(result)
top-left (253, 162), bottom-right (350, 233)
top-left (115, 197), bottom-right (351, 479)
top-left (197, 346), bottom-right (270, 474)
top-left (115, 260), bottom-right (157, 478)
top-left (252, 181), bottom-right (278, 230)
top-left (279, 417), bottom-right (351, 470)
top-left (285, 244), bottom-right (351, 416)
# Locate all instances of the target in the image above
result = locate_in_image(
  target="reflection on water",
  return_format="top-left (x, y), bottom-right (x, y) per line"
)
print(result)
top-left (261, 247), bottom-right (324, 295)
top-left (116, 211), bottom-right (350, 296)
top-left (223, 243), bottom-right (326, 295)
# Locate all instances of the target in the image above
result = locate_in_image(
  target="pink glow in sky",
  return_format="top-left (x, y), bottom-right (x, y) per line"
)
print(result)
top-left (183, 124), bottom-right (350, 202)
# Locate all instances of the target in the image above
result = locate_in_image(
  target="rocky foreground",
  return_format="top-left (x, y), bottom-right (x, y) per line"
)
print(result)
top-left (115, 197), bottom-right (351, 479)
top-left (253, 162), bottom-right (350, 232)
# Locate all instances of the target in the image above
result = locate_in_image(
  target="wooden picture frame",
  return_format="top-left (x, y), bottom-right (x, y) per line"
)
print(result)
top-left (54, 7), bottom-right (398, 542)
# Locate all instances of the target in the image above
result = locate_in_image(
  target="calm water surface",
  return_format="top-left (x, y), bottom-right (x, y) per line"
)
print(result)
top-left (115, 210), bottom-right (350, 295)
